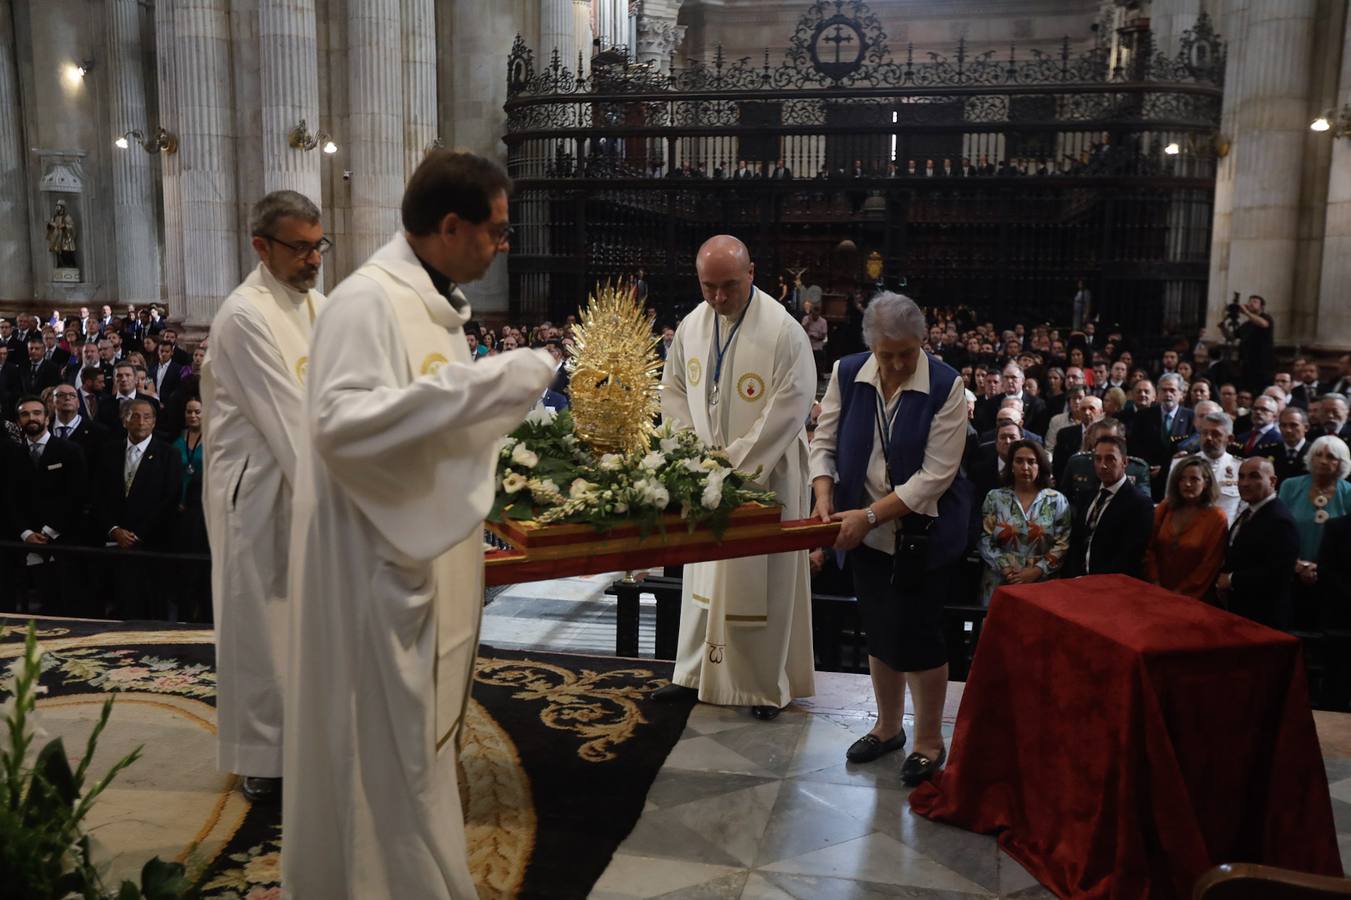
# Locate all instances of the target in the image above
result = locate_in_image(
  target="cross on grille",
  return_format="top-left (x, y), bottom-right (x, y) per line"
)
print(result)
top-left (824, 25), bottom-right (854, 63)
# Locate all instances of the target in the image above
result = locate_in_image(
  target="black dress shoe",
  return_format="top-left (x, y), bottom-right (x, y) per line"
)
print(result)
top-left (845, 729), bottom-right (907, 763)
top-left (899, 746), bottom-right (947, 786)
top-left (750, 705), bottom-right (783, 720)
top-left (241, 776), bottom-right (282, 804)
top-left (650, 682), bottom-right (698, 703)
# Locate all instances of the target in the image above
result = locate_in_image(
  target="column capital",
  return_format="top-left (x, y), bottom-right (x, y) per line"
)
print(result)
top-left (634, 1), bottom-right (685, 67)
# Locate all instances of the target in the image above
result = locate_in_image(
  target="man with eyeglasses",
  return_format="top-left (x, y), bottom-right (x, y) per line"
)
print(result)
top-left (202, 189), bottom-right (329, 807)
top-left (92, 398), bottom-right (182, 620)
top-left (285, 150), bottom-right (555, 899)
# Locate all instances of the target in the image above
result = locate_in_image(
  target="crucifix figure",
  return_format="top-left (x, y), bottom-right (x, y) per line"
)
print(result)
top-left (824, 25), bottom-right (854, 64)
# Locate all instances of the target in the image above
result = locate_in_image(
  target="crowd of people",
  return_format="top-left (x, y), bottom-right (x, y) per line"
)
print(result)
top-left (5, 284), bottom-right (1351, 636)
top-left (858, 302), bottom-right (1351, 632)
top-left (0, 304), bottom-right (209, 620)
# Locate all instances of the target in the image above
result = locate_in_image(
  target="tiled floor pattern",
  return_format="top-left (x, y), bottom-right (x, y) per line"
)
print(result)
top-left (485, 576), bottom-right (1351, 898)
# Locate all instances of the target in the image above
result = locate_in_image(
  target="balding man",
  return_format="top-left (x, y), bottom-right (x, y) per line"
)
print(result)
top-left (1052, 394), bottom-right (1103, 485)
top-left (656, 234), bottom-right (817, 719)
top-left (1237, 394), bottom-right (1282, 456)
top-left (1218, 457), bottom-right (1298, 628)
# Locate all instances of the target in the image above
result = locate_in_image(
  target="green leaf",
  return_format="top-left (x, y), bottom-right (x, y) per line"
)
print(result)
top-left (116, 880), bottom-right (142, 900)
top-left (141, 855), bottom-right (192, 899)
top-left (505, 502), bottom-right (537, 521)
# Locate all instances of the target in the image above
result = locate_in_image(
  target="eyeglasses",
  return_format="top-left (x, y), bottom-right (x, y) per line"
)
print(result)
top-left (262, 235), bottom-right (334, 259)
top-left (488, 223), bottom-right (515, 245)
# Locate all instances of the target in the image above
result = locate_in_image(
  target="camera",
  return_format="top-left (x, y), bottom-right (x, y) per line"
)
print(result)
top-left (342, 170), bottom-right (352, 182)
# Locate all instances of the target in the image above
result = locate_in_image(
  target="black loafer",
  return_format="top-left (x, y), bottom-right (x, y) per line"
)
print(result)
top-left (750, 705), bottom-right (782, 720)
top-left (846, 729), bottom-right (907, 763)
top-left (900, 746), bottom-right (947, 786)
top-left (650, 682), bottom-right (698, 703)
top-left (241, 776), bottom-right (281, 804)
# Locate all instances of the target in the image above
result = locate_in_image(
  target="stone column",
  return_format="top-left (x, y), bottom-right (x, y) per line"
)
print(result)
top-left (259, 0), bottom-right (322, 201)
top-left (106, 0), bottom-right (162, 306)
top-left (1315, 8), bottom-right (1351, 349)
top-left (1219, 0), bottom-right (1317, 340)
top-left (540, 0), bottom-right (578, 68)
top-left (347, 0), bottom-right (404, 264)
top-left (0, 0), bottom-right (31, 300)
top-left (155, 0), bottom-right (186, 317)
top-left (402, 0), bottom-right (437, 180)
top-left (175, 0), bottom-right (241, 326)
top-left (1205, 0), bottom-right (1248, 332)
top-left (634, 0), bottom-right (684, 73)
top-left (574, 0), bottom-right (592, 70)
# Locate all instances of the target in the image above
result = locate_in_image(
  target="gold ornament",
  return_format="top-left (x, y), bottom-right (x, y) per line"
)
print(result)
top-left (567, 279), bottom-right (664, 455)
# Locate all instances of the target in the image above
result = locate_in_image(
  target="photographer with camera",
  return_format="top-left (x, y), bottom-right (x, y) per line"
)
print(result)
top-left (1227, 293), bottom-right (1274, 392)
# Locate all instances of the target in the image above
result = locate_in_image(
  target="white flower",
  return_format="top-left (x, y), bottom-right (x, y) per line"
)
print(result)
top-left (700, 457), bottom-right (720, 471)
top-left (681, 458), bottom-right (704, 474)
top-left (501, 437), bottom-right (517, 452)
top-left (511, 442), bottom-right (539, 469)
top-left (599, 453), bottom-right (624, 471)
top-left (648, 483), bottom-right (670, 510)
top-left (502, 472), bottom-right (529, 494)
top-left (602, 490), bottom-right (614, 499)
top-left (569, 478), bottom-right (595, 500)
top-left (523, 405), bottom-right (557, 425)
top-left (659, 435), bottom-right (679, 454)
top-left (562, 434), bottom-right (579, 448)
top-left (614, 501), bottom-right (628, 513)
top-left (537, 478), bottom-right (559, 495)
top-left (701, 479), bottom-right (723, 510)
top-left (640, 450), bottom-right (666, 471)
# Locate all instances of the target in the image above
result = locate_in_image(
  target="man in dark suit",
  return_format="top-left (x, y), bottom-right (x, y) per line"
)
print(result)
top-left (1, 396), bottom-right (89, 615)
top-left (1131, 373), bottom-right (1196, 500)
top-left (159, 327), bottom-right (191, 367)
top-left (1001, 362), bottom-right (1046, 441)
top-left (7, 337), bottom-right (64, 400)
top-left (148, 341), bottom-right (185, 398)
top-left (92, 398), bottom-right (183, 619)
top-left (1217, 457), bottom-right (1299, 629)
top-left (77, 366), bottom-right (108, 424)
top-left (1067, 433), bottom-right (1154, 578)
top-left (1266, 406), bottom-right (1310, 485)
top-left (768, 159), bottom-right (792, 180)
top-left (50, 382), bottom-right (109, 483)
top-left (1052, 394), bottom-right (1104, 486)
top-left (39, 327), bottom-right (71, 369)
top-left (99, 361), bottom-right (160, 432)
top-left (1235, 394), bottom-right (1282, 457)
top-left (0, 318), bottom-right (19, 358)
top-left (1318, 394), bottom-right (1350, 443)
top-left (1289, 361), bottom-right (1322, 411)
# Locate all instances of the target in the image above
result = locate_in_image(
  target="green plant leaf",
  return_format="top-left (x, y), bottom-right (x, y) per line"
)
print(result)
top-left (141, 855), bottom-right (192, 899)
top-left (505, 502), bottom-right (536, 521)
top-left (116, 880), bottom-right (142, 900)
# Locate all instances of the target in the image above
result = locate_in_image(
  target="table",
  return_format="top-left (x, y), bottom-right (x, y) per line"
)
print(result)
top-left (910, 575), bottom-right (1343, 899)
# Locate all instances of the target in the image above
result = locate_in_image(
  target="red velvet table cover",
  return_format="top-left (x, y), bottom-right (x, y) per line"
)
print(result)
top-left (909, 575), bottom-right (1343, 899)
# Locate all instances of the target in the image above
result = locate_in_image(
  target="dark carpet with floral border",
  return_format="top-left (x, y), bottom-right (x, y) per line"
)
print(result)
top-left (0, 616), bottom-right (697, 900)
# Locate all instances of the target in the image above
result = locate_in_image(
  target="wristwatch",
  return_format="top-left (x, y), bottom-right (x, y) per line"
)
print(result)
top-left (863, 506), bottom-right (878, 527)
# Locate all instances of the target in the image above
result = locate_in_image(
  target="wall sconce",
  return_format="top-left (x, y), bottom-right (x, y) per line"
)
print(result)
top-left (1163, 142), bottom-right (1180, 155)
top-left (115, 127), bottom-right (178, 154)
top-left (1310, 105), bottom-right (1351, 139)
top-left (62, 59), bottom-right (94, 86)
top-left (289, 119), bottom-right (338, 154)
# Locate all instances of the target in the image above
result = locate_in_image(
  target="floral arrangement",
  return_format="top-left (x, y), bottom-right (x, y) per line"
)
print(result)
top-left (489, 407), bottom-right (776, 537)
top-left (0, 621), bottom-right (194, 899)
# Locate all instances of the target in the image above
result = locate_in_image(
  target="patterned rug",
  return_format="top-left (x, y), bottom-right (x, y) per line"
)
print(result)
top-left (0, 616), bottom-right (697, 900)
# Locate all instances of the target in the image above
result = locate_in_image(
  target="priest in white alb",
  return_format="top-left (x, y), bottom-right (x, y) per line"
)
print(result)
top-left (201, 190), bottom-right (327, 805)
top-left (655, 234), bottom-right (818, 719)
top-left (282, 151), bottom-right (555, 899)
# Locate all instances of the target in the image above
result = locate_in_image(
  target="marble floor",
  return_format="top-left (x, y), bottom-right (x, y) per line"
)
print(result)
top-left (483, 576), bottom-right (1351, 899)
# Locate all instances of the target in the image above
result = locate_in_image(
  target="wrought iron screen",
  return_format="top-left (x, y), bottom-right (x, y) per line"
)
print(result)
top-left (502, 0), bottom-right (1224, 333)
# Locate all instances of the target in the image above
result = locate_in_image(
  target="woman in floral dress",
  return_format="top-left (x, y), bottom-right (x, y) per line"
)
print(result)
top-left (977, 439), bottom-right (1072, 605)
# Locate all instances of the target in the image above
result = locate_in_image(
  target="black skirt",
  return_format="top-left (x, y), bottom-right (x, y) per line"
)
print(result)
top-left (848, 543), bottom-right (950, 672)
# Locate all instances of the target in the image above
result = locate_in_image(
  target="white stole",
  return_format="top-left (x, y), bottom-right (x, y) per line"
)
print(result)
top-left (682, 287), bottom-right (781, 459)
top-left (236, 263), bottom-right (321, 385)
top-left (679, 287), bottom-right (788, 633)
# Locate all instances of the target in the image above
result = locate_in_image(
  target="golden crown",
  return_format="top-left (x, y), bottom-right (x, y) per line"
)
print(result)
top-left (567, 279), bottom-right (664, 455)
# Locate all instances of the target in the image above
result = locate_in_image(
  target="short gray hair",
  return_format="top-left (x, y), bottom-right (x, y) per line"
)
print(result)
top-left (1307, 434), bottom-right (1351, 479)
top-left (250, 190), bottom-right (321, 237)
top-left (1200, 410), bottom-right (1232, 434)
top-left (862, 292), bottom-right (927, 348)
top-left (1158, 373), bottom-right (1185, 391)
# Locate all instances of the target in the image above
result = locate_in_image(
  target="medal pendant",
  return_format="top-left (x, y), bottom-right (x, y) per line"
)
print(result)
top-left (710, 383), bottom-right (720, 408)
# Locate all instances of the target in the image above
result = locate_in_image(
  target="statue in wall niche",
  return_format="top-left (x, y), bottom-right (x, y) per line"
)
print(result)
top-left (46, 200), bottom-right (77, 268)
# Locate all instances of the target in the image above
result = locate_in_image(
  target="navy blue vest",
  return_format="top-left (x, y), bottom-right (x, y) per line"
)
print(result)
top-left (833, 351), bottom-right (973, 570)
